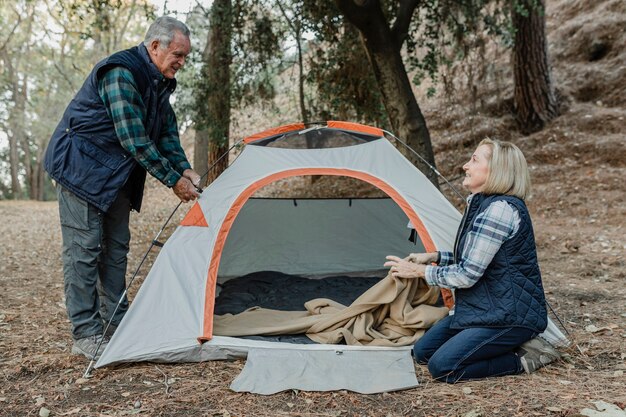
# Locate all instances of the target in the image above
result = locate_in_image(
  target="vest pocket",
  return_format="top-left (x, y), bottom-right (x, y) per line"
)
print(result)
top-left (65, 137), bottom-right (124, 194)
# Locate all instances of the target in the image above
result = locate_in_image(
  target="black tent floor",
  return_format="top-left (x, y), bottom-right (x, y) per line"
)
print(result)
top-left (214, 271), bottom-right (384, 344)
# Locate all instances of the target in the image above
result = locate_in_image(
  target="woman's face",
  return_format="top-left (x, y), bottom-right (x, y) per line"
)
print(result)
top-left (462, 144), bottom-right (491, 194)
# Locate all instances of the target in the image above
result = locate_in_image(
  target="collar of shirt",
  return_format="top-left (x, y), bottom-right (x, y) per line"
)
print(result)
top-left (137, 42), bottom-right (177, 94)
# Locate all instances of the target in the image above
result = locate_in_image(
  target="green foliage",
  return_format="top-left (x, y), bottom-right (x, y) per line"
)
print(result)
top-left (230, 1), bottom-right (285, 105)
top-left (404, 0), bottom-right (515, 93)
top-left (299, 0), bottom-right (388, 126)
top-left (0, 0), bottom-right (153, 199)
top-left (174, 0), bottom-right (286, 128)
top-left (305, 28), bottom-right (388, 126)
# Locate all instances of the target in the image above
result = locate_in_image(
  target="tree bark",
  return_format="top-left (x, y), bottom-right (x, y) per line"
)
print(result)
top-left (194, 0), bottom-right (232, 186)
top-left (2, 48), bottom-right (24, 198)
top-left (512, 0), bottom-right (559, 134)
top-left (334, 0), bottom-right (438, 186)
top-left (276, 2), bottom-right (308, 123)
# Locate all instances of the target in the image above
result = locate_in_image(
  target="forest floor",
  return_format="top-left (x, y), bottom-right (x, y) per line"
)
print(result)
top-left (1, 0), bottom-right (625, 415)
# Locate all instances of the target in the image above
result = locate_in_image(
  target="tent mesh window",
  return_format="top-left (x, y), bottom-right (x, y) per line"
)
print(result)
top-left (249, 128), bottom-right (382, 149)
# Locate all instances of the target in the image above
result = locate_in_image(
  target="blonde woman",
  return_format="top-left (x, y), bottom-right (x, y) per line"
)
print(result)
top-left (385, 139), bottom-right (559, 382)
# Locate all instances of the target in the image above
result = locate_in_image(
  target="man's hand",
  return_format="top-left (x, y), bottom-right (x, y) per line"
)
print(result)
top-left (406, 252), bottom-right (439, 264)
top-left (173, 176), bottom-right (200, 202)
top-left (182, 169), bottom-right (201, 189)
top-left (384, 255), bottom-right (427, 279)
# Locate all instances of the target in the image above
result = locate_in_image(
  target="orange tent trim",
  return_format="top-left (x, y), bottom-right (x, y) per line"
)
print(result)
top-left (243, 121), bottom-right (384, 145)
top-left (180, 202), bottom-right (208, 227)
top-left (243, 123), bottom-right (306, 144)
top-left (327, 121), bottom-right (383, 137)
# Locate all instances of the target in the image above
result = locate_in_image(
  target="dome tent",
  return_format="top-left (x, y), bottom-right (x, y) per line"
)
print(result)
top-left (95, 121), bottom-right (464, 393)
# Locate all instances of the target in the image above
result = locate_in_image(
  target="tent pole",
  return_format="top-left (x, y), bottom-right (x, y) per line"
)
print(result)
top-left (82, 200), bottom-right (183, 378)
top-left (546, 300), bottom-right (571, 337)
top-left (197, 140), bottom-right (244, 187)
top-left (383, 131), bottom-right (466, 203)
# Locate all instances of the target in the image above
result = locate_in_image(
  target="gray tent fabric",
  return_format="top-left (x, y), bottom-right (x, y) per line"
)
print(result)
top-left (218, 198), bottom-right (425, 277)
top-left (230, 347), bottom-right (418, 394)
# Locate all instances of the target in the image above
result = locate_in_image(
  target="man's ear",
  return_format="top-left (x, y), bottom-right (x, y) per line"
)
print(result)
top-left (149, 39), bottom-right (160, 54)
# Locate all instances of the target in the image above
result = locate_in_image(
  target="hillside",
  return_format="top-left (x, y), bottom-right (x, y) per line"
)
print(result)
top-left (0, 0), bottom-right (624, 415)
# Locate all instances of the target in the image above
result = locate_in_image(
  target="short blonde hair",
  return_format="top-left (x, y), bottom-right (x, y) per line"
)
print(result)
top-left (479, 138), bottom-right (531, 200)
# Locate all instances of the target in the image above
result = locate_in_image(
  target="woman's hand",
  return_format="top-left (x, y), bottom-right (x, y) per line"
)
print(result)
top-left (384, 255), bottom-right (427, 279)
top-left (406, 252), bottom-right (439, 265)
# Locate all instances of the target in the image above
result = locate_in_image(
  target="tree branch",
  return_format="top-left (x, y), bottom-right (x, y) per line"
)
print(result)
top-left (53, 60), bottom-right (77, 91)
top-left (276, 1), bottom-right (298, 36)
top-left (0, 16), bottom-right (22, 53)
top-left (194, 0), bottom-right (209, 16)
top-left (391, 0), bottom-right (420, 46)
top-left (335, 0), bottom-right (380, 31)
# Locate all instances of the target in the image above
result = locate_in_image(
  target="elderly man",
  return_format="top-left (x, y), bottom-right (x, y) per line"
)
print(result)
top-left (44, 17), bottom-right (200, 359)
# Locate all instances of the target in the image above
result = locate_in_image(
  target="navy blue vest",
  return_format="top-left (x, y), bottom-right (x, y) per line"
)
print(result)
top-left (44, 44), bottom-right (176, 212)
top-left (450, 194), bottom-right (548, 333)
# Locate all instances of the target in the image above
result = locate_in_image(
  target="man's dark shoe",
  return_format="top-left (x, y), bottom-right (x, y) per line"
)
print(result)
top-left (71, 334), bottom-right (110, 360)
top-left (518, 337), bottom-right (561, 373)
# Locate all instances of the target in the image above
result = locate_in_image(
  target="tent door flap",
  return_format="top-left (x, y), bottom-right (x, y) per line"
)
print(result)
top-left (230, 347), bottom-right (418, 394)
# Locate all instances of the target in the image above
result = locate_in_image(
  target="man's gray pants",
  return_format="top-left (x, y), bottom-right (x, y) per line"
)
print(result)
top-left (57, 185), bottom-right (130, 340)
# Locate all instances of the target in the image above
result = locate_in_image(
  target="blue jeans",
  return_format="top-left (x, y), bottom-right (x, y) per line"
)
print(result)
top-left (413, 315), bottom-right (535, 383)
top-left (57, 185), bottom-right (130, 339)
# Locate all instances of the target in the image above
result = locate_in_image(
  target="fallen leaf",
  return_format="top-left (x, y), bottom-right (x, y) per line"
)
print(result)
top-left (547, 406), bottom-right (562, 412)
top-left (585, 324), bottom-right (615, 334)
top-left (59, 408), bottom-right (82, 416)
top-left (463, 387), bottom-right (473, 395)
top-left (580, 401), bottom-right (626, 417)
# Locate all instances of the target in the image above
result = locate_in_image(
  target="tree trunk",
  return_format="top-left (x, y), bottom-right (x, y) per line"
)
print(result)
top-left (8, 133), bottom-right (22, 198)
top-left (18, 78), bottom-right (33, 199)
top-left (296, 28), bottom-right (308, 124)
top-left (1, 48), bottom-right (24, 198)
top-left (334, 0), bottom-right (439, 187)
top-left (194, 0), bottom-right (232, 186)
top-left (512, 0), bottom-right (559, 134)
top-left (31, 142), bottom-right (47, 201)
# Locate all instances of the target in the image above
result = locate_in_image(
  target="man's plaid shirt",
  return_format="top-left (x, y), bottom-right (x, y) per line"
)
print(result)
top-left (98, 67), bottom-right (191, 188)
top-left (425, 197), bottom-right (521, 290)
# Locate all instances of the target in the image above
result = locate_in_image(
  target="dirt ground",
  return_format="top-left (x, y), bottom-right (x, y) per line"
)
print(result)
top-left (1, 0), bottom-right (625, 415)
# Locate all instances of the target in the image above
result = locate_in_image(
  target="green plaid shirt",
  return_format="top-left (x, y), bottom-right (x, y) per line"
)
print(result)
top-left (98, 67), bottom-right (191, 187)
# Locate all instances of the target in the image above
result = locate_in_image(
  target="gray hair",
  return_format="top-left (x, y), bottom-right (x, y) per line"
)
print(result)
top-left (143, 16), bottom-right (190, 48)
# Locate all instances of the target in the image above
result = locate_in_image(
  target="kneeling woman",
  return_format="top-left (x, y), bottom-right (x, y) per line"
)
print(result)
top-left (385, 138), bottom-right (558, 383)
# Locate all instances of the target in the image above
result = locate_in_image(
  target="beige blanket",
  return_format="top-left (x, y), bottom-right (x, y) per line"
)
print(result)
top-left (213, 273), bottom-right (449, 346)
